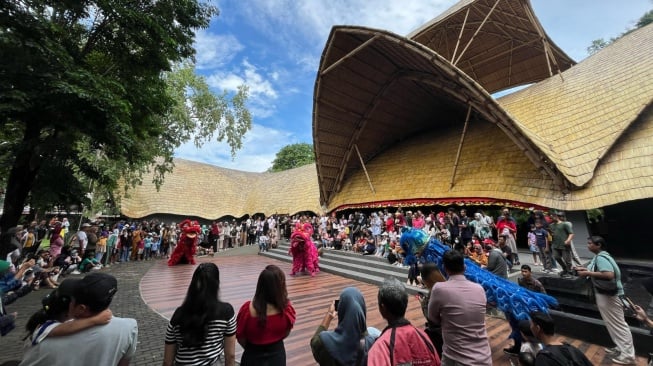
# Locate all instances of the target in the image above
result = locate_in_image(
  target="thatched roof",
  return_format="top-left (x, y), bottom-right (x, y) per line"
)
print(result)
top-left (498, 22), bottom-right (653, 187)
top-left (408, 0), bottom-right (575, 93)
top-left (314, 21), bottom-right (653, 211)
top-left (327, 121), bottom-right (561, 211)
top-left (120, 159), bottom-right (322, 219)
top-left (313, 26), bottom-right (567, 206)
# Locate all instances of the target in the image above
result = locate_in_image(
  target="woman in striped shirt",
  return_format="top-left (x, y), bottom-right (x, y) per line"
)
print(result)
top-left (164, 263), bottom-right (236, 366)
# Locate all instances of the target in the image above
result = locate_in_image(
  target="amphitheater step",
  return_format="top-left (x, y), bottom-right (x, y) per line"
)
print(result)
top-left (260, 243), bottom-right (426, 296)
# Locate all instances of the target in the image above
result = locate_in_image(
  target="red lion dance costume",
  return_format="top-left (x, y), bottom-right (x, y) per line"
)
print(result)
top-left (288, 222), bottom-right (319, 276)
top-left (168, 219), bottom-right (200, 266)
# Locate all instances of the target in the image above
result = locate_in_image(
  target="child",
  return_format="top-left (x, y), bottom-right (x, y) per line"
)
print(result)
top-left (25, 287), bottom-right (112, 345)
top-left (79, 252), bottom-right (101, 273)
top-left (137, 237), bottom-right (145, 261)
top-left (95, 233), bottom-right (107, 263)
top-left (258, 233), bottom-right (269, 253)
top-left (151, 234), bottom-right (160, 259)
top-left (143, 234), bottom-right (153, 260)
top-left (528, 225), bottom-right (541, 265)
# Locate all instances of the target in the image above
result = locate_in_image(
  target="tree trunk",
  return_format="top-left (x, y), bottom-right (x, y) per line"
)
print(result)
top-left (0, 128), bottom-right (41, 249)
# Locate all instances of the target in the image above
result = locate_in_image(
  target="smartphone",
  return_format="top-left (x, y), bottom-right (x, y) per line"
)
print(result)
top-left (334, 299), bottom-right (339, 310)
top-left (623, 297), bottom-right (636, 311)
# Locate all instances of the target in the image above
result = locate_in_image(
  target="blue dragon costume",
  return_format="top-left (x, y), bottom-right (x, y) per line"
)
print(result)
top-left (400, 227), bottom-right (557, 320)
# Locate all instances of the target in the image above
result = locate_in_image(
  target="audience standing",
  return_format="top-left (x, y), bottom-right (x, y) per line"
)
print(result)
top-left (20, 273), bottom-right (138, 366)
top-left (428, 250), bottom-right (491, 366)
top-left (237, 265), bottom-right (295, 366)
top-left (164, 263), bottom-right (236, 366)
top-left (575, 236), bottom-right (636, 365)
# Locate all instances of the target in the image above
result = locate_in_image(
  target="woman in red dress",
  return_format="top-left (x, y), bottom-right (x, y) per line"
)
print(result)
top-left (237, 265), bottom-right (296, 366)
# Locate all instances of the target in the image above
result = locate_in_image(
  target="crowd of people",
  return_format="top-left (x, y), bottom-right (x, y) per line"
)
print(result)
top-left (1, 207), bottom-right (652, 365)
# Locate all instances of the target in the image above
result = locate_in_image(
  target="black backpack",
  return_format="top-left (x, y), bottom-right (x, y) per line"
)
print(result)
top-left (536, 343), bottom-right (593, 366)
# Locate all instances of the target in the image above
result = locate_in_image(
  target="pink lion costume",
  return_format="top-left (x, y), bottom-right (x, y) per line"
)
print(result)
top-left (168, 219), bottom-right (200, 266)
top-left (288, 222), bottom-right (319, 276)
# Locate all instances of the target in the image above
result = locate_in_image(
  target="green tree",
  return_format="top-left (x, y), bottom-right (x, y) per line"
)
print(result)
top-left (269, 143), bottom-right (315, 172)
top-left (587, 8), bottom-right (653, 54)
top-left (0, 1), bottom-right (251, 247)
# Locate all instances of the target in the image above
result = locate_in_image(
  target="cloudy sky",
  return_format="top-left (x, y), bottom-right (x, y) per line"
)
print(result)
top-left (174, 0), bottom-right (652, 172)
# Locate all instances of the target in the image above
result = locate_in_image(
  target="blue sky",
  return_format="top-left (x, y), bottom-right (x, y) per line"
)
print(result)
top-left (174, 0), bottom-right (652, 172)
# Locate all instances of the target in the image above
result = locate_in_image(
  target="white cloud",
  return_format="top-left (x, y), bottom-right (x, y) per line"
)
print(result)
top-left (194, 30), bottom-right (244, 70)
top-left (206, 59), bottom-right (279, 118)
top-left (174, 124), bottom-right (296, 172)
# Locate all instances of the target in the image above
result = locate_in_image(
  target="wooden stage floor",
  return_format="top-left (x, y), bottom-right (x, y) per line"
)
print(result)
top-left (141, 253), bottom-right (647, 365)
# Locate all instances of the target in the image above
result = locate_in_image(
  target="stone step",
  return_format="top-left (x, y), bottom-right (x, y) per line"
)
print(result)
top-left (259, 249), bottom-right (426, 296)
top-left (276, 244), bottom-right (406, 273)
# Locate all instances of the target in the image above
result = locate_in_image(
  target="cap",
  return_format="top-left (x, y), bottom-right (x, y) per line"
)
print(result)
top-left (553, 210), bottom-right (566, 217)
top-left (62, 272), bottom-right (118, 311)
top-left (0, 260), bottom-right (9, 274)
top-left (81, 223), bottom-right (92, 228)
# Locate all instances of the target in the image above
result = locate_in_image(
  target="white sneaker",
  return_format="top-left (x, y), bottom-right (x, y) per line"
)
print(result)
top-left (71, 270), bottom-right (81, 275)
top-left (610, 354), bottom-right (635, 365)
top-left (604, 347), bottom-right (619, 356)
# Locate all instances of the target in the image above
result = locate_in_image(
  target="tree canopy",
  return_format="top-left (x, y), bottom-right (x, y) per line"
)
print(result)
top-left (0, 1), bottom-right (251, 241)
top-left (268, 143), bottom-right (315, 172)
top-left (587, 8), bottom-right (653, 54)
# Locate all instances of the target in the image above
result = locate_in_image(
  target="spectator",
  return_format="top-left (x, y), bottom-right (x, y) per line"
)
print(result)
top-left (20, 272), bottom-right (138, 366)
top-left (23, 285), bottom-right (111, 345)
top-left (164, 263), bottom-right (236, 366)
top-left (486, 241), bottom-right (509, 279)
top-left (418, 263), bottom-right (446, 356)
top-left (496, 208), bottom-right (519, 265)
top-left (1, 259), bottom-right (33, 305)
top-left (237, 265), bottom-right (295, 366)
top-left (550, 211), bottom-right (574, 278)
top-left (575, 236), bottom-right (636, 364)
top-left (311, 287), bottom-right (377, 366)
top-left (533, 220), bottom-right (552, 272)
top-left (74, 223), bottom-right (90, 259)
top-left (529, 311), bottom-right (592, 365)
top-left (505, 265), bottom-right (546, 357)
top-left (48, 222), bottom-right (64, 258)
top-left (368, 278), bottom-right (440, 365)
top-left (428, 250), bottom-right (491, 366)
top-left (469, 243), bottom-right (488, 267)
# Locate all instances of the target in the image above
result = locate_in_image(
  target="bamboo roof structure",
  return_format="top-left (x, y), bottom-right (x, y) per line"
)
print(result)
top-left (314, 19), bottom-right (653, 211)
top-left (408, 0), bottom-right (575, 93)
top-left (313, 26), bottom-right (567, 206)
top-left (120, 159), bottom-right (322, 219)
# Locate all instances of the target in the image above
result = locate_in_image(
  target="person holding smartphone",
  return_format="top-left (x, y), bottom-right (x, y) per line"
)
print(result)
top-left (310, 287), bottom-right (378, 366)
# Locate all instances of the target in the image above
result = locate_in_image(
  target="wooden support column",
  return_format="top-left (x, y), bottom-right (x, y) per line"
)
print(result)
top-left (354, 144), bottom-right (376, 194)
top-left (451, 8), bottom-right (470, 63)
top-left (449, 105), bottom-right (473, 190)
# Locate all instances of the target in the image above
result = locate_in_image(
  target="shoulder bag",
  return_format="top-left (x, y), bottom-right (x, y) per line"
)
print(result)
top-left (590, 253), bottom-right (618, 296)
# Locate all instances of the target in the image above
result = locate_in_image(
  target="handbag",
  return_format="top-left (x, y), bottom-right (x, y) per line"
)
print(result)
top-left (590, 253), bottom-right (619, 296)
top-left (591, 277), bottom-right (618, 295)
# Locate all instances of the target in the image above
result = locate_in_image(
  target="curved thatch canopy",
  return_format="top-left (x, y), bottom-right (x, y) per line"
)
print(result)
top-left (120, 159), bottom-right (322, 219)
top-left (313, 26), bottom-right (567, 207)
top-left (498, 22), bottom-right (653, 187)
top-left (408, 0), bottom-right (575, 93)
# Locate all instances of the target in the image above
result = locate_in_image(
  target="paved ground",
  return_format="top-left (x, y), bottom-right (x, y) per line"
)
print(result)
top-left (0, 245), bottom-right (258, 366)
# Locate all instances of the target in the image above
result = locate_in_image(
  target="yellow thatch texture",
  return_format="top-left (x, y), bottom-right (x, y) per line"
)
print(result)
top-left (498, 23), bottom-right (653, 187)
top-left (327, 121), bottom-right (563, 210)
top-left (119, 159), bottom-right (322, 219)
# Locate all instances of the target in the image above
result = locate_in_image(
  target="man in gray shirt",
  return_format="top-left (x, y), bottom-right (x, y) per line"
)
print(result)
top-left (428, 250), bottom-right (492, 366)
top-left (486, 242), bottom-right (508, 279)
top-left (20, 273), bottom-right (138, 366)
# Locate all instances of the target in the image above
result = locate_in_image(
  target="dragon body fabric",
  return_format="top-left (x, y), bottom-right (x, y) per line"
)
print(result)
top-left (168, 219), bottom-right (201, 266)
top-left (288, 222), bottom-right (320, 276)
top-left (400, 227), bottom-right (557, 320)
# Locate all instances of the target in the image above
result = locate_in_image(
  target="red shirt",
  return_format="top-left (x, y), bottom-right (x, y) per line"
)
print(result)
top-left (236, 301), bottom-right (295, 345)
